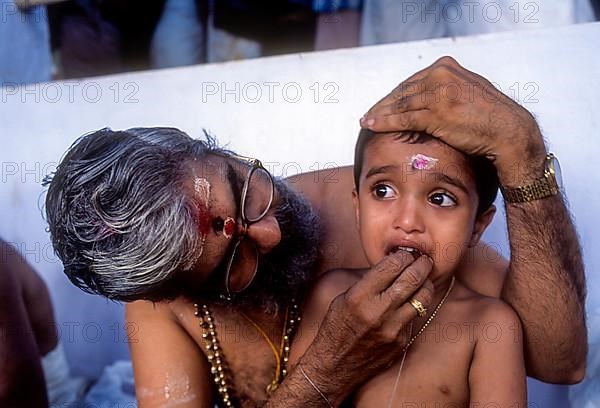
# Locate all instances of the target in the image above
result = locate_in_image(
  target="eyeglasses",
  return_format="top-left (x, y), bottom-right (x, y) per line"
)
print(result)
top-left (223, 154), bottom-right (275, 300)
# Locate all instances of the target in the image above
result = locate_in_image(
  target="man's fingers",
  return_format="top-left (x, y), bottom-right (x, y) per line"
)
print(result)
top-left (350, 251), bottom-right (416, 298)
top-left (361, 56), bottom-right (466, 121)
top-left (401, 278), bottom-right (435, 317)
top-left (382, 255), bottom-right (434, 309)
top-left (363, 94), bottom-right (429, 120)
top-left (387, 65), bottom-right (431, 99)
top-left (362, 80), bottom-right (423, 121)
top-left (392, 279), bottom-right (435, 322)
top-left (363, 110), bottom-right (434, 133)
top-left (360, 64), bottom-right (433, 122)
top-left (381, 279), bottom-right (435, 344)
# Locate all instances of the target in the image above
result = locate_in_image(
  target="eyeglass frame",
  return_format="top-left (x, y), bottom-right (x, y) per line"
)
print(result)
top-left (222, 153), bottom-right (275, 300)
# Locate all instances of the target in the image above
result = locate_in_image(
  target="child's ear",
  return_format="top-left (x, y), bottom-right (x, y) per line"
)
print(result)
top-left (469, 205), bottom-right (496, 248)
top-left (352, 188), bottom-right (360, 231)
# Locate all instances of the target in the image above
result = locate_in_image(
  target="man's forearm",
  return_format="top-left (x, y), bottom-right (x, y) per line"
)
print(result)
top-left (502, 190), bottom-right (586, 383)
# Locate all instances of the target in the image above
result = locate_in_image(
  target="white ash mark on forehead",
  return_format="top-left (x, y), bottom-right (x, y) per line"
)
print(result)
top-left (194, 177), bottom-right (211, 205)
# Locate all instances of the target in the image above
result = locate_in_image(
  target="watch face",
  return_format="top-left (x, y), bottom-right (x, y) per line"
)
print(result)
top-left (547, 154), bottom-right (563, 189)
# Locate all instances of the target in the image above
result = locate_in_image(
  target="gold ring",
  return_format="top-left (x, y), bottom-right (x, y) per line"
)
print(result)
top-left (409, 298), bottom-right (427, 317)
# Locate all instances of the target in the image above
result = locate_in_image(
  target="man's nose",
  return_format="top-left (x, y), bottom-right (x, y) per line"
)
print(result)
top-left (240, 214), bottom-right (282, 254)
top-left (393, 197), bottom-right (425, 234)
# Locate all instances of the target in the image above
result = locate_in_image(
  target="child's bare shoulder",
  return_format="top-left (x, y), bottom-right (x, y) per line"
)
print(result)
top-left (452, 281), bottom-right (521, 332)
top-left (306, 268), bottom-right (366, 311)
top-left (300, 268), bottom-right (366, 328)
top-left (289, 269), bottom-right (368, 365)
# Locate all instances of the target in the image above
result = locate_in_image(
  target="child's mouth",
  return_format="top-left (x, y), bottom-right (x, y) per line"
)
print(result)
top-left (388, 246), bottom-right (422, 260)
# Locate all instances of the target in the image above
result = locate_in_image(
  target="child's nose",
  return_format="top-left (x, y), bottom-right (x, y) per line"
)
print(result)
top-left (393, 198), bottom-right (425, 234)
top-left (243, 215), bottom-right (282, 254)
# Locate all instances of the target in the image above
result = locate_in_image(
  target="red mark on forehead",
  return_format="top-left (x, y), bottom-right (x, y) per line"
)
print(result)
top-left (197, 203), bottom-right (213, 236)
top-left (223, 217), bottom-right (236, 239)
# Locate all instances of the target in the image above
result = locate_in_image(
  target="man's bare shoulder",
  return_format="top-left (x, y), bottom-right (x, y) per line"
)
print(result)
top-left (125, 297), bottom-right (184, 323)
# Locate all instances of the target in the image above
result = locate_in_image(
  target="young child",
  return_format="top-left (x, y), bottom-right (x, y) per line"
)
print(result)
top-left (289, 130), bottom-right (526, 407)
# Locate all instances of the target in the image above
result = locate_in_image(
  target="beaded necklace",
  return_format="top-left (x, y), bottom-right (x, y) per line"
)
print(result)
top-left (194, 300), bottom-right (300, 407)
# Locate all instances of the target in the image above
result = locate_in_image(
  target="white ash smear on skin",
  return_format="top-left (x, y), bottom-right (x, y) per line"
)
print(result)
top-left (194, 176), bottom-right (211, 259)
top-left (194, 177), bottom-right (211, 204)
top-left (164, 372), bottom-right (195, 405)
top-left (138, 377), bottom-right (196, 407)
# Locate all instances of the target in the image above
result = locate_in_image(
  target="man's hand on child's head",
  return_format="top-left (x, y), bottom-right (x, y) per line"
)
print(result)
top-left (360, 56), bottom-right (547, 185)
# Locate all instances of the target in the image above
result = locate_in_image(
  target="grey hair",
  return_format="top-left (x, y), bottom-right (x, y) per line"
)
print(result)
top-left (44, 127), bottom-right (228, 301)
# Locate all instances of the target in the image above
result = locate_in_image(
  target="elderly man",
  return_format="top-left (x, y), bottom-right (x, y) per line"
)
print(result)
top-left (44, 57), bottom-right (586, 407)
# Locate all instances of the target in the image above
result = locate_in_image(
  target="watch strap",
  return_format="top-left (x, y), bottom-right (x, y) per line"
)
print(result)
top-left (500, 175), bottom-right (559, 203)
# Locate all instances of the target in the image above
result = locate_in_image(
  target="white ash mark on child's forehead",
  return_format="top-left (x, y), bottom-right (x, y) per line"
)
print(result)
top-left (410, 154), bottom-right (439, 170)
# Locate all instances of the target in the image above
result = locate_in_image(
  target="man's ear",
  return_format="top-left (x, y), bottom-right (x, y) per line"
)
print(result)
top-left (352, 188), bottom-right (360, 231)
top-left (469, 205), bottom-right (496, 248)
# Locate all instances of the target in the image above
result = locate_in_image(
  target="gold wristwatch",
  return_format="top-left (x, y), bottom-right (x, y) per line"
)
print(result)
top-left (500, 153), bottom-right (562, 203)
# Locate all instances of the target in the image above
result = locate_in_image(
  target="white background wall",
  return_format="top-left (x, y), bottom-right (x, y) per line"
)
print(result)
top-left (1, 21), bottom-right (598, 406)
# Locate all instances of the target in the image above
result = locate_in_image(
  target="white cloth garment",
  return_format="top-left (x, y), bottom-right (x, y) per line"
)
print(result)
top-left (42, 342), bottom-right (89, 407)
top-left (43, 341), bottom-right (137, 408)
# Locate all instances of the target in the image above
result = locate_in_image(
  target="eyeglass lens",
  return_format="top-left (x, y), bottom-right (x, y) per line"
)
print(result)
top-left (243, 167), bottom-right (273, 222)
top-left (227, 166), bottom-right (273, 293)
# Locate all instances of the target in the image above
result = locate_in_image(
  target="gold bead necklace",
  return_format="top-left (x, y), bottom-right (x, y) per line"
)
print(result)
top-left (387, 275), bottom-right (456, 408)
top-left (194, 300), bottom-right (300, 407)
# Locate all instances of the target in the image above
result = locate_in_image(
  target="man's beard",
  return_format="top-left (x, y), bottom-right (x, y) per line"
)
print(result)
top-left (196, 177), bottom-right (320, 313)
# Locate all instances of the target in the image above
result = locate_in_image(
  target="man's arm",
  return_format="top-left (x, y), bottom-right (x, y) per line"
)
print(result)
top-left (361, 56), bottom-right (587, 383)
top-left (125, 301), bottom-right (215, 408)
top-left (501, 157), bottom-right (587, 383)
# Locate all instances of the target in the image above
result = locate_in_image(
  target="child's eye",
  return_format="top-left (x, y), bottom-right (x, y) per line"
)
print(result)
top-left (372, 184), bottom-right (395, 199)
top-left (429, 192), bottom-right (457, 207)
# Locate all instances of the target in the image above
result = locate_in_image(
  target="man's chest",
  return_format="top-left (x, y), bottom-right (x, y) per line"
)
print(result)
top-left (174, 301), bottom-right (289, 407)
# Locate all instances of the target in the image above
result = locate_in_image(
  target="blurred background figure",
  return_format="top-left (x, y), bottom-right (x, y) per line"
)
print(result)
top-left (150, 0), bottom-right (207, 68)
top-left (47, 0), bottom-right (163, 78)
top-left (361, 0), bottom-right (598, 46)
top-left (313, 0), bottom-right (363, 50)
top-left (12, 0), bottom-right (590, 80)
top-left (0, 238), bottom-right (135, 407)
top-left (0, 238), bottom-right (82, 407)
top-left (0, 0), bottom-right (54, 84)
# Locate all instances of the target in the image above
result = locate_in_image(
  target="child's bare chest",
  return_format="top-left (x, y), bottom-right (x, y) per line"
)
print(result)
top-left (354, 329), bottom-right (475, 408)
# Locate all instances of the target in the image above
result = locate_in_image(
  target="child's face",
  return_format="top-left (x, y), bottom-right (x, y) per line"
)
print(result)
top-left (353, 134), bottom-right (495, 281)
